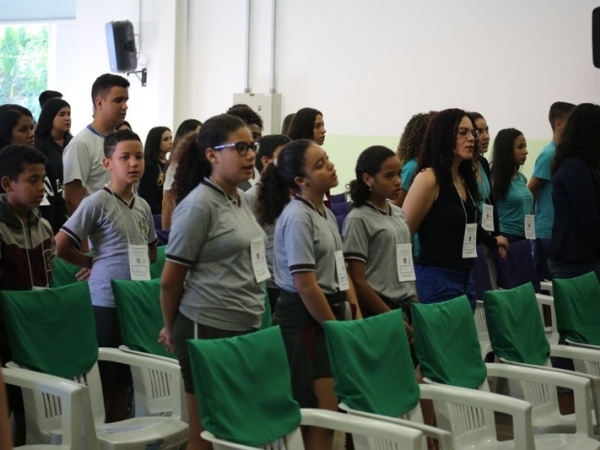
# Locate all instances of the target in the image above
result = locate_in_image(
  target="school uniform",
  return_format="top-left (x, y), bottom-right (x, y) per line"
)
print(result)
top-left (495, 172), bottom-right (533, 242)
top-left (167, 178), bottom-right (266, 393)
top-left (273, 195), bottom-right (352, 408)
top-left (61, 186), bottom-right (156, 391)
top-left (342, 202), bottom-right (416, 315)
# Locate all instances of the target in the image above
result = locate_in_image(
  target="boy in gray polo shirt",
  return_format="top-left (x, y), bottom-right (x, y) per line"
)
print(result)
top-left (57, 129), bottom-right (157, 423)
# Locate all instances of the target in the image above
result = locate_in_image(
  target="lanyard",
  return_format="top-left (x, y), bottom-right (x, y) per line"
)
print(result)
top-left (453, 181), bottom-right (478, 225)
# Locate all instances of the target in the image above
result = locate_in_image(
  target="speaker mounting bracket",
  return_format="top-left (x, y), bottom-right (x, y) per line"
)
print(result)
top-left (127, 68), bottom-right (147, 87)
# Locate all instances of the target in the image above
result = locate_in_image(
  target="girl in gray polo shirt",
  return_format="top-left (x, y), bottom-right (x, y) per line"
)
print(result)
top-left (158, 114), bottom-right (266, 450)
top-left (257, 139), bottom-right (361, 450)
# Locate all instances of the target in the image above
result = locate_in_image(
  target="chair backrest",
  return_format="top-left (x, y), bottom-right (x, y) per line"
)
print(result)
top-left (483, 282), bottom-right (550, 365)
top-left (51, 258), bottom-right (83, 288)
top-left (324, 310), bottom-right (420, 417)
top-left (149, 245), bottom-right (167, 279)
top-left (112, 278), bottom-right (174, 359)
top-left (494, 239), bottom-right (540, 292)
top-left (472, 245), bottom-right (494, 300)
top-left (188, 326), bottom-right (301, 447)
top-left (330, 193), bottom-right (347, 204)
top-left (552, 272), bottom-right (600, 345)
top-left (412, 297), bottom-right (487, 389)
top-left (0, 282), bottom-right (98, 378)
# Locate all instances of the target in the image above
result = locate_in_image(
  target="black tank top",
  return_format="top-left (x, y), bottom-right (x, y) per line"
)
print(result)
top-left (417, 182), bottom-right (478, 271)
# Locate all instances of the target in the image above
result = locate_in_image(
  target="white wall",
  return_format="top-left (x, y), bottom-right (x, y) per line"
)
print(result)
top-left (61, 1), bottom-right (600, 185)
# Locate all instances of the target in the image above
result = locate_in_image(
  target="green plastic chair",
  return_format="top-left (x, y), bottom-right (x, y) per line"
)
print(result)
top-left (187, 326), bottom-right (424, 449)
top-left (552, 272), bottom-right (600, 346)
top-left (149, 246), bottom-right (167, 280)
top-left (0, 282), bottom-right (188, 449)
top-left (483, 282), bottom-right (600, 432)
top-left (412, 295), bottom-right (599, 449)
top-left (51, 258), bottom-right (83, 288)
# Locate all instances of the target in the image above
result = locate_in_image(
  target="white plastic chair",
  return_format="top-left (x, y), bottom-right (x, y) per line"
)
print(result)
top-left (2, 366), bottom-right (89, 450)
top-left (118, 345), bottom-right (187, 423)
top-left (11, 348), bottom-right (188, 449)
top-left (475, 300), bottom-right (493, 359)
top-left (540, 280), bottom-right (553, 295)
top-left (202, 408), bottom-right (424, 450)
top-left (536, 293), bottom-right (560, 345)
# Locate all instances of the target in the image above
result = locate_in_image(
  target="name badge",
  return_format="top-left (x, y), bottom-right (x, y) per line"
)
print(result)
top-left (129, 244), bottom-right (150, 281)
top-left (396, 243), bottom-right (416, 282)
top-left (482, 204), bottom-right (494, 232)
top-left (525, 214), bottom-right (536, 240)
top-left (334, 250), bottom-right (350, 291)
top-left (250, 238), bottom-right (271, 283)
top-left (462, 223), bottom-right (477, 259)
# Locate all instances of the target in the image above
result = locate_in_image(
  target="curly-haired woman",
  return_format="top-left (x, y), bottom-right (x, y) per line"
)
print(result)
top-left (403, 109), bottom-right (508, 308)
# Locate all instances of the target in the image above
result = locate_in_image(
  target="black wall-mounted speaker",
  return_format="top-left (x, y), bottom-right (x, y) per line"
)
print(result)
top-left (105, 20), bottom-right (137, 73)
top-left (594, 8), bottom-right (600, 68)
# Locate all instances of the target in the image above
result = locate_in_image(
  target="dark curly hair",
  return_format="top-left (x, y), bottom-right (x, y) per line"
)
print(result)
top-left (417, 108), bottom-right (479, 201)
top-left (173, 114), bottom-right (246, 203)
top-left (255, 139), bottom-right (313, 226)
top-left (490, 128), bottom-right (523, 201)
top-left (397, 111), bottom-right (436, 165)
top-left (226, 104), bottom-right (264, 130)
top-left (348, 146), bottom-right (396, 207)
top-left (552, 103), bottom-right (600, 174)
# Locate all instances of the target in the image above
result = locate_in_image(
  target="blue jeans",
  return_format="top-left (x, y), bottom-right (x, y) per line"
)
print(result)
top-left (415, 264), bottom-right (476, 310)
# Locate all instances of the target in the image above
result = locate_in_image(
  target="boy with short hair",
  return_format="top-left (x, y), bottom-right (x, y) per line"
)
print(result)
top-left (0, 144), bottom-right (56, 446)
top-left (56, 129), bottom-right (157, 422)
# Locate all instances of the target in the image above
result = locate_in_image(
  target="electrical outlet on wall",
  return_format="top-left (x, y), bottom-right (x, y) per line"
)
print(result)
top-left (233, 93), bottom-right (282, 135)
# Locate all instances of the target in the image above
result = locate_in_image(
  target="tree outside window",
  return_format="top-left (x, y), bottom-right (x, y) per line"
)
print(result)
top-left (0, 24), bottom-right (49, 118)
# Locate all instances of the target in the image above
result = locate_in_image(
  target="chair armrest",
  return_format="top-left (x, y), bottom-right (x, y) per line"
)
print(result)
top-left (535, 293), bottom-right (554, 306)
top-left (2, 367), bottom-right (86, 449)
top-left (566, 340), bottom-right (600, 351)
top-left (419, 382), bottom-right (535, 448)
top-left (486, 362), bottom-right (594, 436)
top-left (200, 431), bottom-right (259, 449)
top-left (339, 402), bottom-right (454, 450)
top-left (300, 408), bottom-right (422, 444)
top-left (119, 345), bottom-right (178, 363)
top-left (98, 347), bottom-right (184, 420)
top-left (539, 281), bottom-right (553, 294)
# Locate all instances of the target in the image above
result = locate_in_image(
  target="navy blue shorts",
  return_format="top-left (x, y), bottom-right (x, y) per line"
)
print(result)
top-left (414, 264), bottom-right (476, 310)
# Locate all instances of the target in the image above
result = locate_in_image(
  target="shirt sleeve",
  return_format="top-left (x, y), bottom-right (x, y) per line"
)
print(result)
top-left (342, 215), bottom-right (368, 262)
top-left (532, 149), bottom-right (552, 181)
top-left (166, 196), bottom-right (209, 266)
top-left (282, 212), bottom-right (316, 273)
top-left (60, 196), bottom-right (101, 246)
top-left (163, 164), bottom-right (176, 191)
top-left (62, 139), bottom-right (92, 187)
top-left (401, 160), bottom-right (417, 192)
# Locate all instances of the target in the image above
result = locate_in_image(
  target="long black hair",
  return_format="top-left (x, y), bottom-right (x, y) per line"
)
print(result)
top-left (287, 108), bottom-right (322, 141)
top-left (348, 146), bottom-right (396, 207)
top-left (0, 104), bottom-right (33, 147)
top-left (144, 126), bottom-right (170, 162)
top-left (255, 139), bottom-right (313, 226)
top-left (553, 103), bottom-right (600, 173)
top-left (35, 98), bottom-right (72, 139)
top-left (173, 114), bottom-right (246, 203)
top-left (490, 128), bottom-right (523, 200)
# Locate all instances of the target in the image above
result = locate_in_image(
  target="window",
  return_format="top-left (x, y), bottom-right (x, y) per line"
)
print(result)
top-left (0, 24), bottom-right (49, 118)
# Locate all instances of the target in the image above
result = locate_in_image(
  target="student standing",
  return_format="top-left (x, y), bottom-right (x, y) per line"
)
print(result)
top-left (0, 145), bottom-right (55, 446)
top-left (258, 139), bottom-right (361, 450)
top-left (403, 109), bottom-right (508, 309)
top-left (138, 126), bottom-right (172, 214)
top-left (491, 128), bottom-right (532, 242)
top-left (56, 130), bottom-right (157, 423)
top-left (63, 73), bottom-right (130, 215)
top-left (158, 114), bottom-right (266, 450)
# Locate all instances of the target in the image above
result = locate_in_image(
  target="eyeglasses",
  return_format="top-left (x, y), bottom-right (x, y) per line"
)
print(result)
top-left (213, 141), bottom-right (258, 156)
top-left (456, 127), bottom-right (479, 139)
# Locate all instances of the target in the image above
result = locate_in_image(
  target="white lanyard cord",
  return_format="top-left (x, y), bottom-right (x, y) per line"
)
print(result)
top-left (16, 215), bottom-right (49, 289)
top-left (453, 181), bottom-right (478, 225)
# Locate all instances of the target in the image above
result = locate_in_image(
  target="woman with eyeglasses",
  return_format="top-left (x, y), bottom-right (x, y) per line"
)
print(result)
top-left (158, 114), bottom-right (267, 450)
top-left (490, 128), bottom-right (531, 243)
top-left (257, 139), bottom-right (361, 450)
top-left (137, 126), bottom-right (172, 214)
top-left (403, 109), bottom-right (508, 309)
